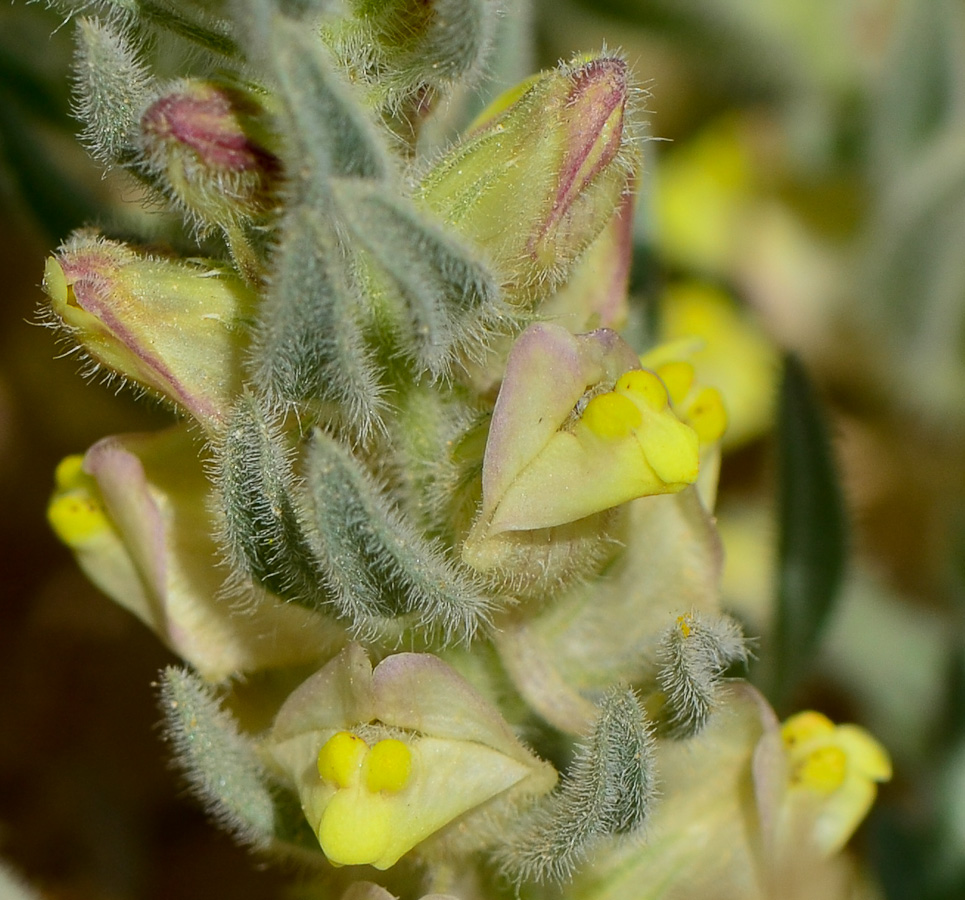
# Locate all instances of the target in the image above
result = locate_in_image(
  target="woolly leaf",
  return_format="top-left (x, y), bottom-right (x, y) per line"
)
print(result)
top-left (655, 610), bottom-right (749, 739)
top-left (72, 17), bottom-right (153, 166)
top-left (250, 205), bottom-right (385, 432)
top-left (158, 666), bottom-right (317, 853)
top-left (264, 10), bottom-right (390, 188)
top-left (305, 428), bottom-right (493, 642)
top-left (213, 393), bottom-right (328, 607)
top-left (332, 178), bottom-right (506, 378)
top-left (493, 687), bottom-right (656, 885)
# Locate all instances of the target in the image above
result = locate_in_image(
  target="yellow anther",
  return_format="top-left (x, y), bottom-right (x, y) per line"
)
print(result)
top-left (782, 711), bottom-right (835, 748)
top-left (793, 745), bottom-right (848, 795)
top-left (581, 392), bottom-right (643, 439)
top-left (685, 386), bottom-right (728, 444)
top-left (317, 731), bottom-right (368, 789)
top-left (615, 369), bottom-right (669, 410)
top-left (676, 614), bottom-right (693, 638)
top-left (364, 739), bottom-right (413, 794)
top-left (655, 361), bottom-right (695, 406)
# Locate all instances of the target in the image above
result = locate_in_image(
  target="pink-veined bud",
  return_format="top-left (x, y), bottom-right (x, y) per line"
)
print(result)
top-left (43, 230), bottom-right (256, 429)
top-left (419, 53), bottom-right (637, 305)
top-left (139, 79), bottom-right (280, 229)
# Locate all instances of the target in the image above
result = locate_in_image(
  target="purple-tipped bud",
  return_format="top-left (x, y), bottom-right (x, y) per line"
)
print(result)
top-left (419, 54), bottom-right (637, 306)
top-left (43, 231), bottom-right (257, 429)
top-left (140, 80), bottom-right (280, 230)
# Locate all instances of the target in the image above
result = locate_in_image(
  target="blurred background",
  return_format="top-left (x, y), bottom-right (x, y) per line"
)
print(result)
top-left (2, 0), bottom-right (964, 897)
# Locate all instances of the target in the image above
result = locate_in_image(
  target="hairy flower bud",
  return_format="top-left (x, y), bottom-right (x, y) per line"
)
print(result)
top-left (139, 79), bottom-right (280, 232)
top-left (418, 53), bottom-right (636, 304)
top-left (43, 231), bottom-right (256, 429)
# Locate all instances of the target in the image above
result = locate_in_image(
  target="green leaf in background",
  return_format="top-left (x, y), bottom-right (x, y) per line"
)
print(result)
top-left (771, 352), bottom-right (847, 709)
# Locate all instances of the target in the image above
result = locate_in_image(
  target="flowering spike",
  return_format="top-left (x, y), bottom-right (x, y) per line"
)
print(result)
top-left (493, 687), bottom-right (656, 885)
top-left (72, 17), bottom-right (154, 166)
top-left (305, 429), bottom-right (493, 642)
top-left (213, 394), bottom-right (328, 607)
top-left (655, 611), bottom-right (750, 739)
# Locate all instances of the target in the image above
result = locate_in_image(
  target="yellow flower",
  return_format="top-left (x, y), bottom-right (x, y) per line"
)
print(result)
top-left (780, 710), bottom-right (892, 856)
top-left (471, 324), bottom-right (699, 539)
top-left (651, 113), bottom-right (755, 274)
top-left (654, 281), bottom-right (779, 450)
top-left (47, 427), bottom-right (339, 681)
top-left (267, 644), bottom-right (556, 870)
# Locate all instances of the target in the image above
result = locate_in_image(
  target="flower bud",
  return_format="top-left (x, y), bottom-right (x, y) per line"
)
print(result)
top-left (139, 79), bottom-right (280, 231)
top-left (418, 53), bottom-right (637, 305)
top-left (47, 427), bottom-right (340, 681)
top-left (43, 231), bottom-right (257, 429)
top-left (267, 644), bottom-right (556, 869)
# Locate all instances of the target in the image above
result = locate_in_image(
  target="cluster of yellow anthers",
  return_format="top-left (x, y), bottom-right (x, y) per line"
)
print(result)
top-left (781, 711), bottom-right (893, 856)
top-left (315, 732), bottom-right (414, 868)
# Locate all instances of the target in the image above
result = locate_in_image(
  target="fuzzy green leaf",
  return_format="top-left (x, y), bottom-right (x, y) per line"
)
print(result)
top-left (265, 10), bottom-right (390, 187)
top-left (72, 17), bottom-right (154, 166)
top-left (213, 393), bottom-right (328, 607)
top-left (332, 177), bottom-right (507, 378)
top-left (250, 206), bottom-right (386, 432)
top-left (493, 687), bottom-right (656, 885)
top-left (305, 428), bottom-right (493, 642)
top-left (158, 666), bottom-right (317, 853)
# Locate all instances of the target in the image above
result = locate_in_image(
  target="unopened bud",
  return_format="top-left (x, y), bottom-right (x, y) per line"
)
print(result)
top-left (418, 54), bottom-right (637, 304)
top-left (43, 230), bottom-right (256, 429)
top-left (139, 79), bottom-right (280, 231)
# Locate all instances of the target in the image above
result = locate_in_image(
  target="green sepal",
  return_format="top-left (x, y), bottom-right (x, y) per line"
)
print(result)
top-left (654, 611), bottom-right (749, 739)
top-left (212, 393), bottom-right (328, 608)
top-left (332, 177), bottom-right (507, 379)
top-left (492, 687), bottom-right (656, 885)
top-left (305, 428), bottom-right (493, 643)
top-left (157, 666), bottom-right (319, 855)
